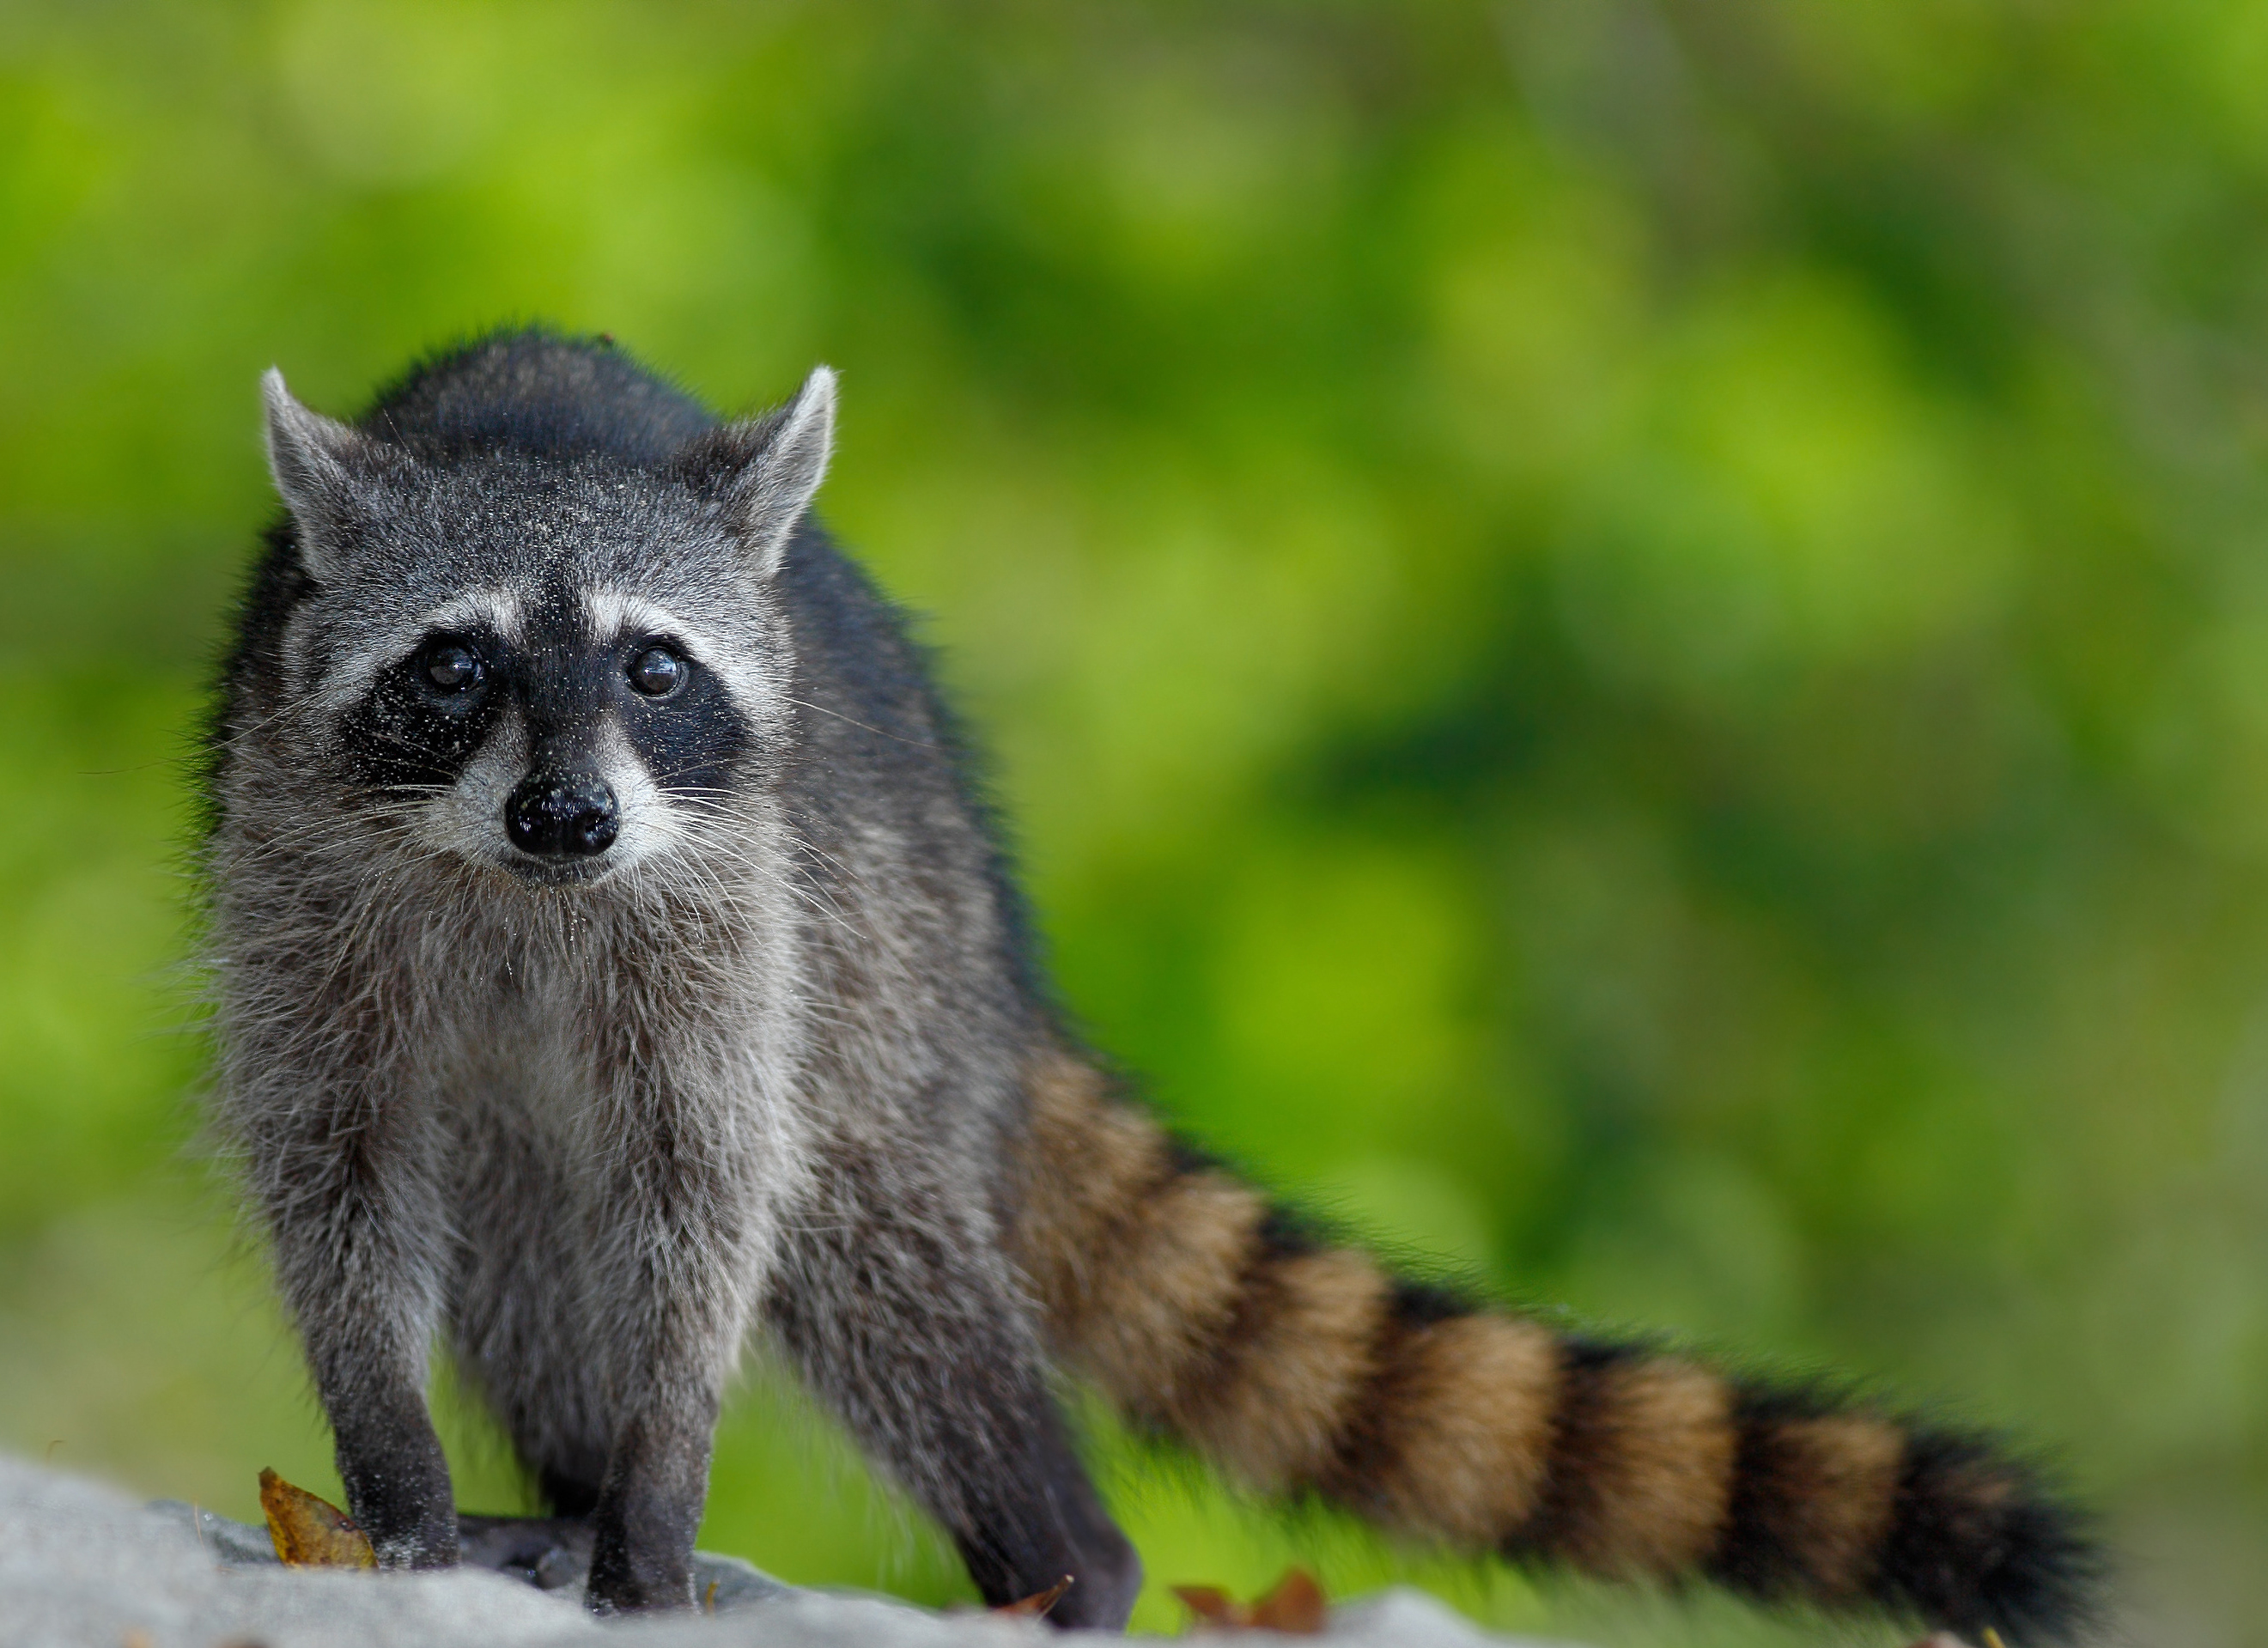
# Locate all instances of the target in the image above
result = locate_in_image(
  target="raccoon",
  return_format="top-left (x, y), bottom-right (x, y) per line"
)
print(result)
top-left (200, 328), bottom-right (2098, 1638)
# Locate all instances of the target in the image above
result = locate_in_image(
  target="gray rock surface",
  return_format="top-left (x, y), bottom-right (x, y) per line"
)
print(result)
top-left (2, 1455), bottom-right (1575, 1647)
top-left (143, 1499), bottom-right (794, 1612)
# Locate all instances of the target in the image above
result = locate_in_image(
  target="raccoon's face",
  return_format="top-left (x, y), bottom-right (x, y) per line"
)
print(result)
top-left (331, 581), bottom-right (765, 886)
top-left (258, 366), bottom-right (834, 889)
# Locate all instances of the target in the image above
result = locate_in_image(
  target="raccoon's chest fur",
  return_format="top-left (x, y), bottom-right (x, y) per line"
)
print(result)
top-left (343, 873), bottom-right (820, 1252)
top-left (445, 972), bottom-right (647, 1183)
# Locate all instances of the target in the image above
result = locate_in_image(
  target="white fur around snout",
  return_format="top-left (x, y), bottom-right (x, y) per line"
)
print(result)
top-left (585, 719), bottom-right (682, 873)
top-left (424, 718), bottom-right (526, 867)
top-left (421, 708), bottom-right (690, 883)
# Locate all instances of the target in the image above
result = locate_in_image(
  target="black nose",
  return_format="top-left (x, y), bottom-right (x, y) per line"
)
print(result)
top-left (505, 771), bottom-right (619, 859)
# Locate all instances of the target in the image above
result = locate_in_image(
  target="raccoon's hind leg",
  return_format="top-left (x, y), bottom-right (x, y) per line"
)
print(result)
top-left (447, 1120), bottom-right (616, 1517)
top-left (768, 1134), bottom-right (1142, 1631)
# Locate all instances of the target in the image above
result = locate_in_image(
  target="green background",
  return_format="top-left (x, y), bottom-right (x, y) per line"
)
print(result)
top-left (0, 3), bottom-right (2263, 1642)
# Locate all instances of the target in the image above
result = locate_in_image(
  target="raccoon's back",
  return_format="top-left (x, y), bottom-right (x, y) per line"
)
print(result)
top-left (358, 328), bottom-right (715, 465)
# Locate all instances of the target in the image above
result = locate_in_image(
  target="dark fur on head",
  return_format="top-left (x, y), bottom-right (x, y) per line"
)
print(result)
top-left (200, 326), bottom-right (2101, 1637)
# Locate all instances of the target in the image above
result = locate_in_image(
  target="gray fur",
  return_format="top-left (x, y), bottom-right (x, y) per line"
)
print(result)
top-left (204, 333), bottom-right (1134, 1622)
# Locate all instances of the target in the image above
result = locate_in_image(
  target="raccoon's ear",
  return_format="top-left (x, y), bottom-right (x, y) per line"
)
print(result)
top-left (676, 365), bottom-right (836, 579)
top-left (261, 368), bottom-right (407, 581)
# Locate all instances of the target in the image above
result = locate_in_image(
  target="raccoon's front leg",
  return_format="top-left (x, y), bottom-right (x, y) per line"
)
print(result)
top-left (247, 1075), bottom-right (460, 1570)
top-left (575, 1128), bottom-right (769, 1613)
top-left (583, 1366), bottom-right (724, 1614)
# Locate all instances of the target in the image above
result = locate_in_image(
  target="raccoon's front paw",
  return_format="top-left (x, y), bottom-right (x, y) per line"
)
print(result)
top-left (335, 1418), bottom-right (461, 1572)
top-left (346, 1477), bottom-right (461, 1570)
top-left (584, 1521), bottom-right (695, 1614)
top-left (364, 1505), bottom-right (462, 1572)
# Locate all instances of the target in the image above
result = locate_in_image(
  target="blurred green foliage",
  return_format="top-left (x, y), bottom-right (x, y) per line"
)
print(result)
top-left (1, 1), bottom-right (2265, 1640)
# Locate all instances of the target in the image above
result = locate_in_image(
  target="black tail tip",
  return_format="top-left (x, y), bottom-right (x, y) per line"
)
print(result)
top-left (1874, 1429), bottom-right (2106, 1645)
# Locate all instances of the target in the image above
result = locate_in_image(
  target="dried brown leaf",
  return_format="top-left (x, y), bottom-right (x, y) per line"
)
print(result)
top-left (258, 1468), bottom-right (375, 1569)
top-left (1247, 1570), bottom-right (1327, 1633)
top-left (994, 1574), bottom-right (1075, 1618)
top-left (1171, 1585), bottom-right (1242, 1627)
top-left (1173, 1569), bottom-right (1329, 1633)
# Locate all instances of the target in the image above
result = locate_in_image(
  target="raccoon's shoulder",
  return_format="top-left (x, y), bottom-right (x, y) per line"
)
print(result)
top-left (775, 520), bottom-right (1050, 1000)
top-left (776, 520), bottom-right (954, 755)
top-left (356, 325), bottom-right (715, 465)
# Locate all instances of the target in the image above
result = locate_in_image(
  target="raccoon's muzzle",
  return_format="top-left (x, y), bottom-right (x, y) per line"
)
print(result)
top-left (506, 768), bottom-right (620, 858)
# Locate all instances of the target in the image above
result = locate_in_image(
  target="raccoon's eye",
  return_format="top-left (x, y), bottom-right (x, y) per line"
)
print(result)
top-left (418, 642), bottom-right (484, 693)
top-left (627, 646), bottom-right (687, 699)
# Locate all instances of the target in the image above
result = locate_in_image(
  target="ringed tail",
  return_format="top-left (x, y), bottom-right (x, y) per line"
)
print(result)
top-left (1010, 1052), bottom-right (2099, 1645)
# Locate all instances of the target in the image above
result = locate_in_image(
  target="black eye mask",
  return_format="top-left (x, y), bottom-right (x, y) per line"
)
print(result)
top-left (331, 622), bottom-right (752, 810)
top-left (337, 631), bottom-right (507, 795)
top-left (607, 636), bottom-right (748, 800)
